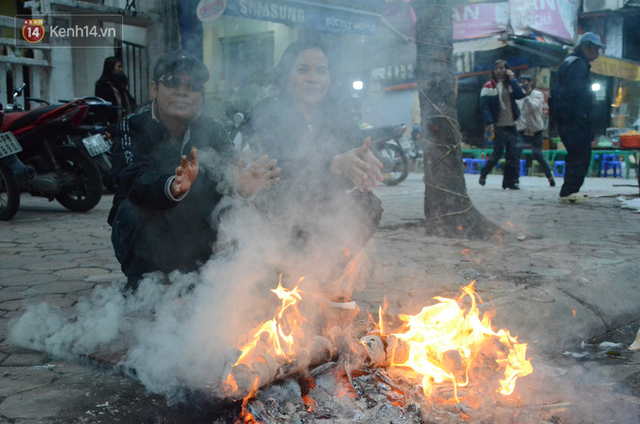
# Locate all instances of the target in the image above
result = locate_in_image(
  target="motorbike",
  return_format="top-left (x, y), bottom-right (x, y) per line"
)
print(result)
top-left (363, 124), bottom-right (410, 186)
top-left (0, 126), bottom-right (24, 220)
top-left (48, 95), bottom-right (119, 193)
top-left (0, 93), bottom-right (103, 219)
top-left (225, 105), bottom-right (251, 153)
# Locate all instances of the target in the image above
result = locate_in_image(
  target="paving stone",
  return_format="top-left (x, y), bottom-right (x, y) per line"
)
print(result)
top-left (1, 352), bottom-right (49, 366)
top-left (0, 366), bottom-right (57, 397)
top-left (0, 386), bottom-right (87, 420)
top-left (53, 268), bottom-right (108, 279)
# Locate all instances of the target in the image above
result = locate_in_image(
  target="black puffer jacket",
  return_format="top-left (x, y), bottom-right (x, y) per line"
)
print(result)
top-left (109, 105), bottom-right (235, 275)
top-left (554, 50), bottom-right (594, 128)
top-left (249, 96), bottom-right (363, 203)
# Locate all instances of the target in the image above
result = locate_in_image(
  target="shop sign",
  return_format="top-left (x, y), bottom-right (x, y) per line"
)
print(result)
top-left (197, 0), bottom-right (227, 22)
top-left (591, 56), bottom-right (640, 81)
top-left (224, 0), bottom-right (380, 34)
top-left (510, 0), bottom-right (579, 42)
top-left (453, 2), bottom-right (509, 40)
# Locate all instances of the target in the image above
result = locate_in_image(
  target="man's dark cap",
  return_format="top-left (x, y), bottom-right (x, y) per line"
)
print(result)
top-left (152, 50), bottom-right (210, 83)
top-left (518, 74), bottom-right (533, 82)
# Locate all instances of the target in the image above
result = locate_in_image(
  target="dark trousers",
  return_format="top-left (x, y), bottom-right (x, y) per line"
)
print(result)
top-left (558, 121), bottom-right (593, 197)
top-left (518, 130), bottom-right (552, 179)
top-left (481, 125), bottom-right (520, 186)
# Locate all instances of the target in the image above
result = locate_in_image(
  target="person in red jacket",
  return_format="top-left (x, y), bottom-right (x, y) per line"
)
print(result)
top-left (478, 60), bottom-right (526, 190)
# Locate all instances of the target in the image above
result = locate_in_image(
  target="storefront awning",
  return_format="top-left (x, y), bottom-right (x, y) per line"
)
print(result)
top-left (591, 55), bottom-right (640, 81)
top-left (223, 0), bottom-right (383, 35)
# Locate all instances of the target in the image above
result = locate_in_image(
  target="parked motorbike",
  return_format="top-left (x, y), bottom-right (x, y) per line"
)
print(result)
top-left (225, 105), bottom-right (251, 153)
top-left (0, 95), bottom-right (103, 218)
top-left (363, 124), bottom-right (410, 186)
top-left (0, 123), bottom-right (24, 220)
top-left (55, 96), bottom-right (120, 192)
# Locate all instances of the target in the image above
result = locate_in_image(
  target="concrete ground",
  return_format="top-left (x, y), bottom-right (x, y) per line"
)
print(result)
top-left (1, 172), bottom-right (639, 423)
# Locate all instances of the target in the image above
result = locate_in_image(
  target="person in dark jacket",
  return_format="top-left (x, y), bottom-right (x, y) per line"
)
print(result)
top-left (95, 57), bottom-right (137, 122)
top-left (248, 40), bottom-right (384, 291)
top-left (478, 59), bottom-right (526, 190)
top-left (110, 50), bottom-right (280, 292)
top-left (553, 32), bottom-right (604, 202)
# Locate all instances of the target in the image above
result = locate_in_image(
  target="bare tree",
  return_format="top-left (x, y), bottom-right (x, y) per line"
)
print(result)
top-left (414, 0), bottom-right (499, 238)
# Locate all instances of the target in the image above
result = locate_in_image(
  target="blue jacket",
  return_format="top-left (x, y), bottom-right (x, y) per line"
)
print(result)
top-left (480, 78), bottom-right (526, 126)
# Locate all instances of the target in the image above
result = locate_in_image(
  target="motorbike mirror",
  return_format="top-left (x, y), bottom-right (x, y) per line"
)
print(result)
top-left (13, 83), bottom-right (26, 98)
top-left (233, 112), bottom-right (244, 128)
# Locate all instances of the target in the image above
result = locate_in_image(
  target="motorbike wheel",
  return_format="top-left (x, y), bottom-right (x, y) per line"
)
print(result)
top-left (53, 149), bottom-right (103, 212)
top-left (377, 141), bottom-right (409, 186)
top-left (0, 162), bottom-right (21, 221)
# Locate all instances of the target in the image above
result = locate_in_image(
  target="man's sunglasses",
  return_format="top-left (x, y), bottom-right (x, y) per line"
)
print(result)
top-left (159, 75), bottom-right (205, 92)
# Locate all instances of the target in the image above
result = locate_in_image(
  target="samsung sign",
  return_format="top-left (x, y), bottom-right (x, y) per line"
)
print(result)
top-left (224, 0), bottom-right (380, 34)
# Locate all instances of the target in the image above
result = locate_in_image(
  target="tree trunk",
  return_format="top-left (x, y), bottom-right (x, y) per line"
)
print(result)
top-left (414, 0), bottom-right (500, 238)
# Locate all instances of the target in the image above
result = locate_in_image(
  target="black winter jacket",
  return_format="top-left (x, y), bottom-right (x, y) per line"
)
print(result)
top-left (109, 105), bottom-right (235, 274)
top-left (249, 96), bottom-right (363, 203)
top-left (553, 50), bottom-right (594, 128)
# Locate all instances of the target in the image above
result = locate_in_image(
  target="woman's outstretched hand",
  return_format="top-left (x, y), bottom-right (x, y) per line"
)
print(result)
top-left (330, 137), bottom-right (383, 192)
top-left (171, 146), bottom-right (199, 198)
top-left (235, 154), bottom-right (281, 197)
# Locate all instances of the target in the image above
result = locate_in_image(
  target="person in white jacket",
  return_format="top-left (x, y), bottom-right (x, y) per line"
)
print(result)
top-left (516, 75), bottom-right (555, 187)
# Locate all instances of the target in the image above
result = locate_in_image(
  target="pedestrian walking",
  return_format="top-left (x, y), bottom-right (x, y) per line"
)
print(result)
top-left (478, 60), bottom-right (526, 190)
top-left (516, 74), bottom-right (555, 187)
top-left (552, 32), bottom-right (605, 202)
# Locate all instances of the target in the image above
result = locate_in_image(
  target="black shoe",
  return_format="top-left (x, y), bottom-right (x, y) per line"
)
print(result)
top-left (503, 183), bottom-right (520, 190)
top-left (479, 176), bottom-right (486, 186)
top-left (548, 177), bottom-right (556, 187)
top-left (122, 276), bottom-right (141, 295)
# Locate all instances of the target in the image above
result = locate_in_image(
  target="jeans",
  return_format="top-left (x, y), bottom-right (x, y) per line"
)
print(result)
top-left (481, 125), bottom-right (520, 186)
top-left (558, 121), bottom-right (593, 197)
top-left (518, 130), bottom-right (552, 179)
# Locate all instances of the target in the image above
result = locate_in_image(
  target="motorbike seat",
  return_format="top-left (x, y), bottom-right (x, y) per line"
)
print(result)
top-left (3, 105), bottom-right (60, 132)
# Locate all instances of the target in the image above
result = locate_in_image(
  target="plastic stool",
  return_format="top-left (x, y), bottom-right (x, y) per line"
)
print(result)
top-left (553, 161), bottom-right (565, 177)
top-left (601, 154), bottom-right (622, 178)
top-left (519, 159), bottom-right (527, 176)
top-left (463, 158), bottom-right (485, 174)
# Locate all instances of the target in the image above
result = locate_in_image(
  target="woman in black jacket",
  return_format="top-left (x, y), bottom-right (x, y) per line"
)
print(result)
top-left (248, 40), bottom-right (384, 289)
top-left (95, 57), bottom-right (137, 122)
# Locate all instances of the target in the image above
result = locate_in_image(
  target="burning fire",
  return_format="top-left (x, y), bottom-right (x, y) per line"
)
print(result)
top-left (224, 277), bottom-right (532, 412)
top-left (382, 282), bottom-right (533, 401)
top-left (235, 275), bottom-right (306, 365)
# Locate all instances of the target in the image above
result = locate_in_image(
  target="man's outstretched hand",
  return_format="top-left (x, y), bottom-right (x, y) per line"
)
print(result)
top-left (171, 146), bottom-right (199, 197)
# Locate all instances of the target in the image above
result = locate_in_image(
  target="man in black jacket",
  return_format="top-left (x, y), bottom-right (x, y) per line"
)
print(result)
top-left (109, 50), bottom-right (280, 292)
top-left (554, 32), bottom-right (605, 202)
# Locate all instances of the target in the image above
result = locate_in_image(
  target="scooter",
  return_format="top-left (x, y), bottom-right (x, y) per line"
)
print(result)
top-left (0, 95), bottom-right (103, 218)
top-left (363, 124), bottom-right (410, 186)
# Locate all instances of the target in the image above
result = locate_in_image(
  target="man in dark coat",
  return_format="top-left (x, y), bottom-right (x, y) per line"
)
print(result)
top-left (109, 50), bottom-right (280, 292)
top-left (553, 32), bottom-right (605, 202)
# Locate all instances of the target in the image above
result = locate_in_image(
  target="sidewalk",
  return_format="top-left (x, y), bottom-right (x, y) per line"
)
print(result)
top-left (0, 173), bottom-right (639, 422)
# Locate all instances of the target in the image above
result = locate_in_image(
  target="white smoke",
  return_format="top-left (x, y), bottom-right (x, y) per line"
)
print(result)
top-left (8, 182), bottom-right (375, 404)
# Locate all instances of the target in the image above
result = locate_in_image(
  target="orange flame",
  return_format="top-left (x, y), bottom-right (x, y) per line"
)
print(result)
top-left (234, 275), bottom-right (306, 366)
top-left (387, 282), bottom-right (533, 401)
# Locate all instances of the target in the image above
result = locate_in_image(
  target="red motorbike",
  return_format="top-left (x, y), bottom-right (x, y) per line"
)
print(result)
top-left (0, 97), bottom-right (103, 220)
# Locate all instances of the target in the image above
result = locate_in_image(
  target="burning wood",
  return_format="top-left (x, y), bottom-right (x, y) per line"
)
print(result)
top-left (220, 279), bottom-right (534, 423)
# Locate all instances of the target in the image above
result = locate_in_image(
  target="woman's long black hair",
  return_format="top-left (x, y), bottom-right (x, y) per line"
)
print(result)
top-left (490, 59), bottom-right (510, 82)
top-left (96, 56), bottom-right (122, 84)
